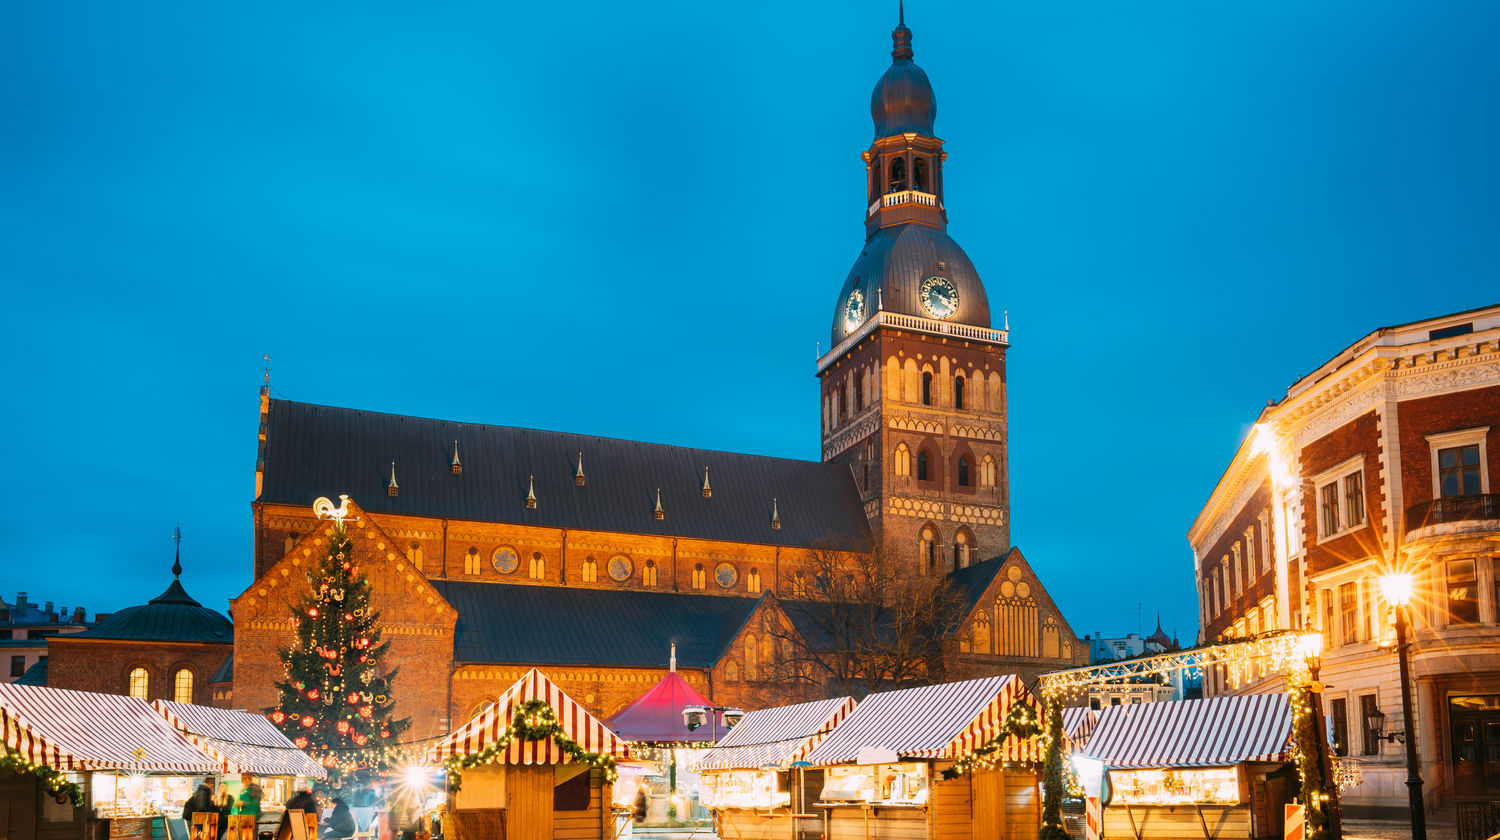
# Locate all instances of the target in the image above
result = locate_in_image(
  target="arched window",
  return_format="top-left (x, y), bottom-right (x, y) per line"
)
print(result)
top-left (692, 564), bottom-right (707, 590)
top-left (972, 611), bottom-right (991, 654)
top-left (408, 542), bottom-right (423, 567)
top-left (895, 444), bottom-right (911, 477)
top-left (917, 452), bottom-right (929, 481)
top-left (747, 569), bottom-right (761, 594)
top-left (284, 532), bottom-right (298, 556)
top-left (468, 698), bottom-right (495, 720)
top-left (855, 375), bottom-right (864, 412)
top-left (725, 660), bottom-right (739, 682)
top-left (128, 667), bottom-right (148, 700)
top-left (834, 389), bottom-right (843, 425)
top-left (921, 372), bottom-right (933, 405)
top-left (954, 376), bottom-right (965, 410)
top-left (888, 158), bottom-right (907, 193)
top-left (464, 547), bottom-right (481, 575)
top-left (582, 557), bottom-right (598, 583)
top-left (643, 561), bottom-right (658, 587)
top-left (955, 530), bottom-right (972, 570)
top-left (919, 527), bottom-right (937, 575)
top-left (913, 157), bottom-right (927, 192)
top-left (958, 457), bottom-right (970, 487)
top-left (174, 669), bottom-right (193, 704)
top-left (529, 552), bottom-right (545, 580)
top-left (744, 634), bottom-right (758, 681)
top-left (981, 455), bottom-right (996, 487)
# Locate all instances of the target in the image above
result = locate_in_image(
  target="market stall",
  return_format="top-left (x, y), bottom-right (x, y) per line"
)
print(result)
top-left (802, 675), bottom-right (1046, 840)
top-left (432, 668), bottom-right (631, 840)
top-left (0, 682), bottom-right (220, 840)
top-left (1075, 693), bottom-right (1295, 840)
top-left (152, 699), bottom-right (326, 835)
top-left (607, 655), bottom-right (723, 826)
top-left (694, 695), bottom-right (856, 840)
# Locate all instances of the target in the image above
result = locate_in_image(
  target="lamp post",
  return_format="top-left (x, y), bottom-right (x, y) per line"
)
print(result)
top-left (1298, 632), bottom-right (1342, 839)
top-left (1379, 572), bottom-right (1426, 840)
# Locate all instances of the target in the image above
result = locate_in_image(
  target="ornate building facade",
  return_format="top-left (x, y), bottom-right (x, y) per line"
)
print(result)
top-left (1188, 303), bottom-right (1500, 815)
top-left (230, 14), bottom-right (1085, 743)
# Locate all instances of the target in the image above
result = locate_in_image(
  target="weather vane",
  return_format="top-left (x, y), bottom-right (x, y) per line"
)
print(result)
top-left (313, 494), bottom-right (357, 525)
top-left (263, 354), bottom-right (272, 385)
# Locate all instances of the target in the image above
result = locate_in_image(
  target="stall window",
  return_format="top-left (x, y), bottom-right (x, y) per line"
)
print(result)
top-left (174, 669), bottom-right (193, 704)
top-left (128, 667), bottom-right (149, 700)
top-left (1448, 559), bottom-right (1479, 623)
top-left (1330, 698), bottom-right (1348, 756)
top-left (1360, 694), bottom-right (1379, 756)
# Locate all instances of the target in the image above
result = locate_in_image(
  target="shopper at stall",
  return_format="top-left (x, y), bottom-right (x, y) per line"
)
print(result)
top-left (324, 796), bottom-right (357, 840)
top-left (277, 788), bottom-right (319, 838)
top-left (183, 777), bottom-right (219, 827)
top-left (231, 773), bottom-right (263, 817)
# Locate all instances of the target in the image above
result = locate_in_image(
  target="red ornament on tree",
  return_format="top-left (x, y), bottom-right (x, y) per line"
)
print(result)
top-left (353, 734), bottom-right (368, 746)
top-left (336, 720), bottom-right (350, 734)
top-left (270, 711), bottom-right (286, 725)
top-left (294, 737), bottom-right (309, 749)
top-left (359, 705), bottom-right (373, 718)
top-left (307, 689), bottom-right (319, 701)
top-left (301, 716), bottom-right (315, 728)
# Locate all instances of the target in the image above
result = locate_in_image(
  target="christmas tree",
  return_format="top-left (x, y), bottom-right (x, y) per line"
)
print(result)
top-left (270, 524), bottom-right (410, 790)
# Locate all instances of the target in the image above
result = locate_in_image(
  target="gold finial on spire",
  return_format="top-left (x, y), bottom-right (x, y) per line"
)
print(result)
top-left (388, 462), bottom-right (399, 496)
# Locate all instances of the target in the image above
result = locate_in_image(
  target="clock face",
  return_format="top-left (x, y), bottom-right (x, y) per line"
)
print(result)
top-left (715, 563), bottom-right (738, 589)
top-left (920, 275), bottom-right (959, 320)
top-left (608, 556), bottom-right (633, 582)
top-left (844, 289), bottom-right (866, 333)
top-left (491, 547), bottom-right (518, 574)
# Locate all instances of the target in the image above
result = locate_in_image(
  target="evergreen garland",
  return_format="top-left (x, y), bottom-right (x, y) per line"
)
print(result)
top-left (443, 700), bottom-right (618, 792)
top-left (1, 746), bottom-right (83, 805)
top-left (269, 525), bottom-right (411, 791)
top-left (1289, 684), bottom-right (1331, 840)
top-left (1038, 700), bottom-right (1069, 840)
top-left (941, 700), bottom-right (1045, 779)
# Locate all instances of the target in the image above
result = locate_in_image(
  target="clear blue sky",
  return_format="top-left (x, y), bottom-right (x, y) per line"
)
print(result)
top-left (2, 1), bottom-right (1495, 642)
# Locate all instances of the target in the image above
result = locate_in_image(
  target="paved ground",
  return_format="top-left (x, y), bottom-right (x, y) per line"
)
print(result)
top-left (1344, 819), bottom-right (1460, 840)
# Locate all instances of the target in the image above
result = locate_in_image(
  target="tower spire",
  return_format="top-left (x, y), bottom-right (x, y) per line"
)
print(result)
top-left (172, 525), bottom-right (182, 579)
top-left (892, 4), bottom-right (913, 61)
top-left (899, 0), bottom-right (905, 26)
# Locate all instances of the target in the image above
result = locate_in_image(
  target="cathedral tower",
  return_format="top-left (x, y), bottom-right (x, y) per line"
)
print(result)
top-left (818, 13), bottom-right (1010, 575)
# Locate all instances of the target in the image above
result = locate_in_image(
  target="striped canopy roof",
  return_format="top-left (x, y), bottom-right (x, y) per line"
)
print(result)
top-left (1079, 694), bottom-right (1292, 769)
top-left (431, 668), bottom-right (630, 764)
top-left (152, 699), bottom-right (326, 779)
top-left (0, 683), bottom-right (218, 774)
top-left (1062, 707), bottom-right (1099, 749)
top-left (803, 676), bottom-right (1043, 766)
top-left (695, 697), bottom-right (856, 772)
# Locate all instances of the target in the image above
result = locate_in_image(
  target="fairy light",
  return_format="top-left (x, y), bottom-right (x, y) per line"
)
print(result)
top-left (441, 699), bottom-right (619, 793)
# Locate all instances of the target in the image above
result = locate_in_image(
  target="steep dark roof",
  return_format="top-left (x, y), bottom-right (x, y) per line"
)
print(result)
top-left (65, 579), bottom-right (232, 644)
top-left (210, 656), bottom-right (233, 684)
top-left (947, 550), bottom-right (1013, 613)
top-left (15, 658), bottom-right (46, 685)
top-left (261, 400), bottom-right (872, 552)
top-left (432, 581), bottom-right (761, 669)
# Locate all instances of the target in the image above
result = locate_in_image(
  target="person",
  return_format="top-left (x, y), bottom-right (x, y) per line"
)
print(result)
top-left (182, 777), bottom-right (218, 826)
top-left (387, 788), bottom-right (422, 840)
top-left (632, 787), bottom-right (647, 823)
top-left (277, 789), bottom-right (318, 838)
top-left (231, 773), bottom-right (263, 817)
top-left (324, 797), bottom-right (357, 840)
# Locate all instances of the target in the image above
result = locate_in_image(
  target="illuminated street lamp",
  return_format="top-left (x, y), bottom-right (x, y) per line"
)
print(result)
top-left (1379, 572), bottom-right (1425, 840)
top-left (1298, 631), bottom-right (1341, 838)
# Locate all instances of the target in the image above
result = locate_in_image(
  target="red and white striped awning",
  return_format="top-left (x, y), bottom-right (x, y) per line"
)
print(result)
top-left (695, 697), bottom-right (856, 772)
top-left (1079, 694), bottom-right (1292, 768)
top-left (0, 683), bottom-right (219, 774)
top-left (152, 699), bottom-right (326, 779)
top-left (431, 668), bottom-right (629, 765)
top-left (803, 676), bottom-right (1044, 766)
top-left (1062, 706), bottom-right (1099, 748)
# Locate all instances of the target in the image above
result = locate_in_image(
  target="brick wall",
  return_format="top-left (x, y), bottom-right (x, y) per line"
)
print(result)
top-left (46, 637), bottom-right (230, 705)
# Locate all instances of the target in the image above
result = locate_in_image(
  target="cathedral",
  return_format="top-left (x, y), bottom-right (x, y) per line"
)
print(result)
top-left (229, 14), bottom-right (1086, 742)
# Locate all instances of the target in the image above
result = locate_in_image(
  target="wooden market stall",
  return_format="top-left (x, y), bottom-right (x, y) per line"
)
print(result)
top-left (431, 668), bottom-right (631, 840)
top-left (801, 675), bottom-right (1046, 840)
top-left (1076, 694), bottom-right (1296, 840)
top-left (0, 682), bottom-right (221, 840)
top-left (694, 696), bottom-right (856, 840)
top-left (152, 699), bottom-right (327, 837)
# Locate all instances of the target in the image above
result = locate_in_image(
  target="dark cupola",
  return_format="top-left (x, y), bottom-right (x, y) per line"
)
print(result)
top-left (870, 9), bottom-right (936, 139)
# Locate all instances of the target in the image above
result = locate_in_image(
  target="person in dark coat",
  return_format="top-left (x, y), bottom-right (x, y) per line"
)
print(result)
top-left (182, 777), bottom-right (218, 824)
top-left (324, 797), bottom-right (357, 840)
top-left (278, 789), bottom-right (319, 838)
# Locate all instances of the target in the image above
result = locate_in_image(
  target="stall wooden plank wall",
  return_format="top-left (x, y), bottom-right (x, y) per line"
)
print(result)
top-left (828, 807), bottom-right (926, 839)
top-left (948, 768), bottom-right (1039, 840)
top-left (506, 766), bottom-right (555, 840)
top-left (553, 770), bottom-right (605, 840)
top-left (1003, 773), bottom-right (1039, 838)
top-left (0, 769), bottom-right (85, 840)
top-left (1102, 804), bottom-right (1250, 839)
top-left (716, 813), bottom-right (793, 840)
top-left (932, 765), bottom-right (973, 840)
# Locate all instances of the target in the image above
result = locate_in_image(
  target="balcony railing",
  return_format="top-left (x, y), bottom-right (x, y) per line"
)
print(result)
top-left (1405, 494), bottom-right (1500, 534)
top-left (868, 190), bottom-right (940, 217)
top-left (817, 310), bottom-right (1008, 373)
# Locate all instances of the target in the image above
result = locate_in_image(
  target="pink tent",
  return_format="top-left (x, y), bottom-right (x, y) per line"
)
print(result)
top-left (608, 665), bottom-right (724, 744)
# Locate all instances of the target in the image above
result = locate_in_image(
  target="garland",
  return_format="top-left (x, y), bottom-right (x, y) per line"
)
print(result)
top-left (1289, 683), bottom-right (1331, 840)
top-left (443, 700), bottom-right (617, 792)
top-left (941, 700), bottom-right (1046, 779)
top-left (1, 746), bottom-right (83, 806)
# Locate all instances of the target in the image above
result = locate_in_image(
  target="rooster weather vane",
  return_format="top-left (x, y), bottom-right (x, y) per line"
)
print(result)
top-left (312, 494), bottom-right (357, 525)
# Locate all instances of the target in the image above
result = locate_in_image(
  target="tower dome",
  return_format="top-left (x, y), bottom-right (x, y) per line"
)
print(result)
top-left (830, 224), bottom-right (991, 345)
top-left (870, 14), bottom-right (936, 138)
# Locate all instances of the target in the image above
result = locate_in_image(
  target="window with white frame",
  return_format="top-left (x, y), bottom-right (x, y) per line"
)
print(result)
top-left (1258, 511), bottom-right (1271, 573)
top-left (1315, 456), bottom-right (1367, 540)
top-left (1428, 427), bottom-right (1490, 498)
top-left (1244, 528), bottom-right (1255, 580)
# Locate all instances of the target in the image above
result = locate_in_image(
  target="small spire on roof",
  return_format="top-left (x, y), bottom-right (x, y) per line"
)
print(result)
top-left (670, 642), bottom-right (677, 673)
top-left (388, 462), bottom-right (399, 497)
top-left (877, 287), bottom-right (884, 311)
top-left (771, 498), bottom-right (781, 530)
top-left (575, 452), bottom-right (586, 486)
top-left (1004, 309), bottom-right (1010, 331)
top-left (654, 489), bottom-right (664, 521)
top-left (172, 525), bottom-right (183, 579)
top-left (526, 475), bottom-right (537, 509)
top-left (451, 440), bottom-right (462, 475)
top-left (702, 467), bottom-right (712, 498)
top-left (899, 0), bottom-right (905, 26)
